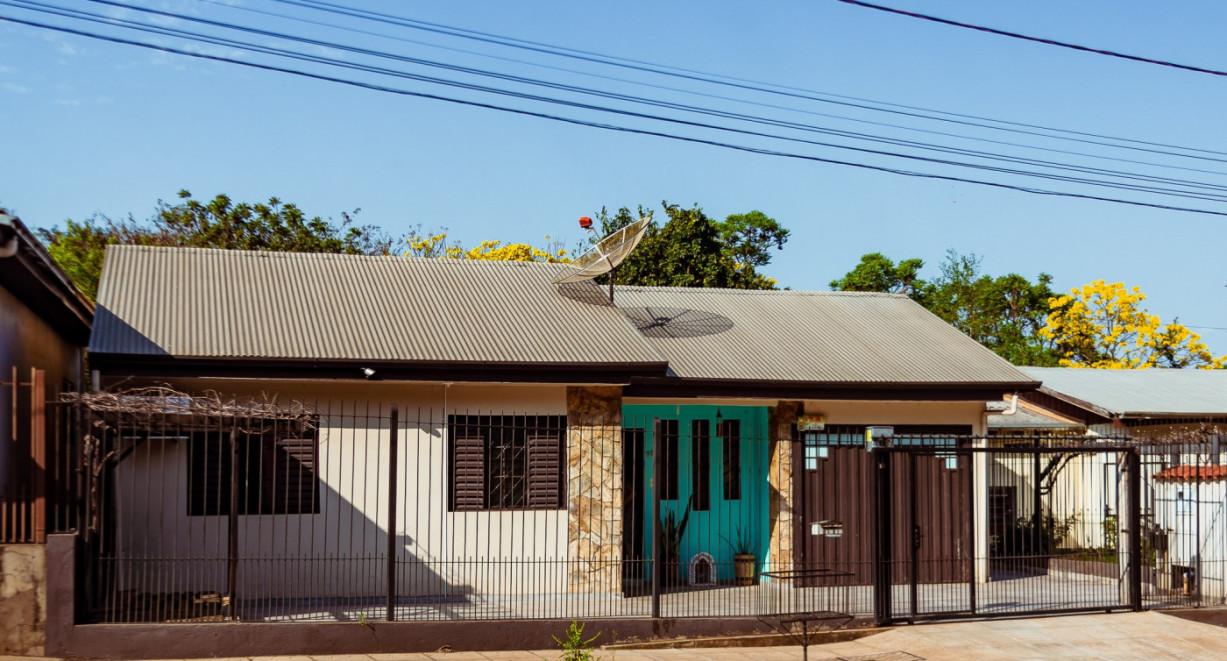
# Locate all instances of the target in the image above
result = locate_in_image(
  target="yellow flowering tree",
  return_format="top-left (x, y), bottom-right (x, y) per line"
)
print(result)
top-left (405, 231), bottom-right (570, 263)
top-left (1041, 280), bottom-right (1225, 369)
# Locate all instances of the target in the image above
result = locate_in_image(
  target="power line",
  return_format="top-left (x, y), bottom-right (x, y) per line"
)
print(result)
top-left (835, 0), bottom-right (1227, 79)
top-left (189, 0), bottom-right (1227, 180)
top-left (5, 11), bottom-right (1227, 219)
top-left (44, 0), bottom-right (1227, 200)
top-left (261, 0), bottom-right (1227, 162)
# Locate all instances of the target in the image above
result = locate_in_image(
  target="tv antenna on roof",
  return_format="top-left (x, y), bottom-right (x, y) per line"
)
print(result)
top-left (552, 214), bottom-right (651, 304)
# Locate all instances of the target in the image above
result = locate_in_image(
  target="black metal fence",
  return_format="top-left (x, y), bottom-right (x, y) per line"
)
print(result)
top-left (58, 394), bottom-right (1227, 626)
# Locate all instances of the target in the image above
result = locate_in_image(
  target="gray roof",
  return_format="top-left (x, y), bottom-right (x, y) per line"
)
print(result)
top-left (1023, 366), bottom-right (1227, 417)
top-left (91, 246), bottom-right (665, 366)
top-left (91, 246), bottom-right (1038, 388)
top-left (614, 286), bottom-right (1036, 385)
top-left (988, 404), bottom-right (1083, 429)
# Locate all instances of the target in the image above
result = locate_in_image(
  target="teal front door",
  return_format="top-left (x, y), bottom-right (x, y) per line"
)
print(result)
top-left (621, 405), bottom-right (770, 587)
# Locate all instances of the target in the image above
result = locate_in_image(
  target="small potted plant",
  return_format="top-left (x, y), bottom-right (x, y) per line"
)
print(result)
top-left (659, 496), bottom-right (693, 586)
top-left (723, 524), bottom-right (756, 586)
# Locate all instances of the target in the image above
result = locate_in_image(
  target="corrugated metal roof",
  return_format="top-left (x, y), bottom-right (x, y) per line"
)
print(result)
top-left (614, 286), bottom-right (1036, 385)
top-left (988, 405), bottom-right (1083, 429)
top-left (1023, 367), bottom-right (1227, 417)
top-left (91, 246), bottom-right (665, 366)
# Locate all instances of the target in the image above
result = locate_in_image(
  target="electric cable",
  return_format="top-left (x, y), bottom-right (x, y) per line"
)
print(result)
top-left (49, 0), bottom-right (1227, 198)
top-left (835, 0), bottom-right (1227, 79)
top-left (4, 11), bottom-right (1227, 219)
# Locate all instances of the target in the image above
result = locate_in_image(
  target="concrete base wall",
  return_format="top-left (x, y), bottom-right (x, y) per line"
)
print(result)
top-left (0, 544), bottom-right (45, 656)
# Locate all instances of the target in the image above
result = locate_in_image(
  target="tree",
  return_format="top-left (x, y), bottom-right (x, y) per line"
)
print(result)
top-left (592, 202), bottom-right (787, 289)
top-left (829, 251), bottom-right (1061, 366)
top-left (828, 253), bottom-right (928, 300)
top-left (404, 227), bottom-right (570, 262)
top-left (1041, 280), bottom-right (1225, 369)
top-left (924, 252), bottom-right (1061, 366)
top-left (39, 190), bottom-right (392, 300)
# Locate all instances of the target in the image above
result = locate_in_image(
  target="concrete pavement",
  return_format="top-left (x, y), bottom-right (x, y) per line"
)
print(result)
top-left (13, 610), bottom-right (1227, 661)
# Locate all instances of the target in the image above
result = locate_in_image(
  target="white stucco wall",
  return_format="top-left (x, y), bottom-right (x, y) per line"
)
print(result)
top-left (111, 381), bottom-right (573, 598)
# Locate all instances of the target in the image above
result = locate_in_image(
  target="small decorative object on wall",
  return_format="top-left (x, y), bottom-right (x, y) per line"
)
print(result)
top-left (798, 415), bottom-right (826, 431)
top-left (688, 552), bottom-right (717, 587)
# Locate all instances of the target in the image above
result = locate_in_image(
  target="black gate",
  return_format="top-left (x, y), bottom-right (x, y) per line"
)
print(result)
top-left (868, 442), bottom-right (1142, 624)
top-left (798, 433), bottom-right (1146, 624)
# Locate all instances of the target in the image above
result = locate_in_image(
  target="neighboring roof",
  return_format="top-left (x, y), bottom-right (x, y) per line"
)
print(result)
top-left (91, 246), bottom-right (666, 374)
top-left (0, 213), bottom-right (93, 344)
top-left (614, 286), bottom-right (1037, 387)
top-left (988, 401), bottom-right (1084, 430)
top-left (1022, 367), bottom-right (1227, 418)
top-left (1154, 465), bottom-right (1227, 482)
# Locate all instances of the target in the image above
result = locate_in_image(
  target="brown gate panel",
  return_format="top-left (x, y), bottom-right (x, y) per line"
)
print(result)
top-left (800, 444), bottom-right (970, 586)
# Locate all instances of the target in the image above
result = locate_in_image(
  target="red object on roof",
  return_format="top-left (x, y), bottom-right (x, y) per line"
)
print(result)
top-left (578, 216), bottom-right (593, 229)
top-left (1154, 465), bottom-right (1227, 482)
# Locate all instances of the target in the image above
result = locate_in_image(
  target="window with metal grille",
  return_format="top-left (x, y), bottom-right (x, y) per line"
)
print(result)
top-left (659, 419), bottom-right (680, 501)
top-left (187, 422), bottom-right (320, 516)
top-left (448, 415), bottom-right (566, 511)
top-left (691, 420), bottom-right (711, 511)
top-left (722, 419), bottom-right (741, 501)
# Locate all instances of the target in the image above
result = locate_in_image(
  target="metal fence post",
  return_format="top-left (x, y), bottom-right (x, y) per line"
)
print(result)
top-left (228, 428), bottom-right (239, 621)
top-left (1127, 448), bottom-right (1142, 611)
top-left (1032, 451), bottom-right (1042, 562)
top-left (387, 403), bottom-right (399, 622)
top-left (651, 416), bottom-right (662, 619)
top-left (872, 447), bottom-right (892, 626)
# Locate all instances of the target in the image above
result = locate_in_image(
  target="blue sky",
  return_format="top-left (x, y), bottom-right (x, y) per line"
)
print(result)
top-left (2, 1), bottom-right (1225, 352)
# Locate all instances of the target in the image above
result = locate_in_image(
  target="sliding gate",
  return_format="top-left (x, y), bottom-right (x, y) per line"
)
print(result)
top-left (800, 436), bottom-right (1143, 624)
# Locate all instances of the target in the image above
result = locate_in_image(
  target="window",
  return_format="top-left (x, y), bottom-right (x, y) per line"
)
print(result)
top-left (691, 420), bottom-right (711, 511)
top-left (987, 486), bottom-right (1017, 532)
top-left (722, 420), bottom-right (741, 501)
top-left (188, 422), bottom-right (319, 516)
top-left (448, 415), bottom-right (566, 511)
top-left (658, 419), bottom-right (680, 501)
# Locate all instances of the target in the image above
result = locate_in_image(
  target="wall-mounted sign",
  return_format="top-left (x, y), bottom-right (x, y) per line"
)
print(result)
top-left (798, 415), bottom-right (826, 431)
top-left (811, 520), bottom-right (844, 538)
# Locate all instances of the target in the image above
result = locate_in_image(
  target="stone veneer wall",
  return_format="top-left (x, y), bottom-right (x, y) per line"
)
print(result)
top-left (566, 386), bottom-right (623, 593)
top-left (0, 544), bottom-right (46, 656)
top-left (767, 401), bottom-right (802, 571)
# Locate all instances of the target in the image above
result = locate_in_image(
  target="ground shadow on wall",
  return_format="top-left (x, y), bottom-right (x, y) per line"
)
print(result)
top-left (82, 414), bottom-right (480, 624)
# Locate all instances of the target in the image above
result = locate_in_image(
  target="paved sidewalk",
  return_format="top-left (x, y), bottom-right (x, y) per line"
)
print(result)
top-left (14, 611), bottom-right (1227, 661)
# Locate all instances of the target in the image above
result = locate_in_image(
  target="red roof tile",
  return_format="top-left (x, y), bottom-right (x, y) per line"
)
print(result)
top-left (1154, 465), bottom-right (1227, 482)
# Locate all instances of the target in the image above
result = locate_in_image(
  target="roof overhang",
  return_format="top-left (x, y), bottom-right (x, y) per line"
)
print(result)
top-left (624, 377), bottom-right (1041, 401)
top-left (0, 214), bottom-right (93, 344)
top-left (89, 353), bottom-right (670, 385)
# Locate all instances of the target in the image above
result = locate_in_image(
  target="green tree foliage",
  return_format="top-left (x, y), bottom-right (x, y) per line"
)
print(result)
top-left (828, 253), bottom-right (928, 300)
top-left (39, 190), bottom-right (392, 300)
top-left (830, 250), bottom-right (1061, 366)
top-left (925, 252), bottom-right (1061, 366)
top-left (593, 202), bottom-right (787, 289)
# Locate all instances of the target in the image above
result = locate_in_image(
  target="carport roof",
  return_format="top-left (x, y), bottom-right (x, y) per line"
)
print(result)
top-left (1022, 367), bottom-right (1227, 418)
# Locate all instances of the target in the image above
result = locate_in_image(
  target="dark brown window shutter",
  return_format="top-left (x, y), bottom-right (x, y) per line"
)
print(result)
top-left (270, 435), bottom-right (319, 514)
top-left (526, 433), bottom-right (563, 509)
top-left (452, 434), bottom-right (486, 511)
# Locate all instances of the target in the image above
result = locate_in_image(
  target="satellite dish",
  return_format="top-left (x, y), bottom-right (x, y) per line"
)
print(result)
top-left (551, 215), bottom-right (651, 302)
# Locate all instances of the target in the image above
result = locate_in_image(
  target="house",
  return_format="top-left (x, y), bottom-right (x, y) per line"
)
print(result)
top-left (985, 367), bottom-right (1227, 583)
top-left (1152, 465), bottom-right (1227, 604)
top-left (82, 245), bottom-right (1038, 622)
top-left (0, 212), bottom-right (93, 655)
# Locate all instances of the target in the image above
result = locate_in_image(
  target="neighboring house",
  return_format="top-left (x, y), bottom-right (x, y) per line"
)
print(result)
top-left (0, 212), bottom-right (92, 532)
top-left (0, 212), bottom-right (92, 655)
top-left (1152, 465), bottom-right (1227, 603)
top-left (987, 367), bottom-right (1227, 565)
top-left (84, 245), bottom-right (1037, 612)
